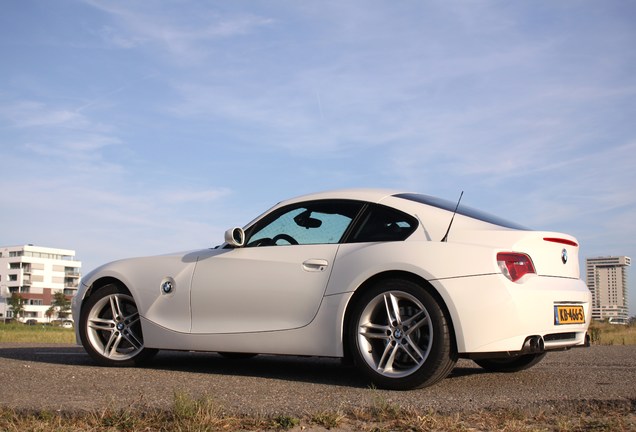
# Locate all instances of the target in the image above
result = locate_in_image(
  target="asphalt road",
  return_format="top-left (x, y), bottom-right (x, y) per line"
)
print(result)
top-left (0, 343), bottom-right (634, 415)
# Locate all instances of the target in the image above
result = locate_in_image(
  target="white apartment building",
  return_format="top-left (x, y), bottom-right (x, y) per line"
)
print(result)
top-left (586, 256), bottom-right (630, 322)
top-left (0, 245), bottom-right (81, 323)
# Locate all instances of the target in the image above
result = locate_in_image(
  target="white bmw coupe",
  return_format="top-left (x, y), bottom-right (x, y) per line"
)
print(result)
top-left (73, 189), bottom-right (591, 390)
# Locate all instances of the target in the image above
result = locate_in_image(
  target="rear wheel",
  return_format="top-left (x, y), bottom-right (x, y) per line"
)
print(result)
top-left (79, 284), bottom-right (157, 366)
top-left (473, 353), bottom-right (546, 372)
top-left (348, 279), bottom-right (457, 390)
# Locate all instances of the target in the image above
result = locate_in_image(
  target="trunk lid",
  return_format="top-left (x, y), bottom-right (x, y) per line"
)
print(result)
top-left (452, 228), bottom-right (582, 279)
top-left (511, 232), bottom-right (581, 279)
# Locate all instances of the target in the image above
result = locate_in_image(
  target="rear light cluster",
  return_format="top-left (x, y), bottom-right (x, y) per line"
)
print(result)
top-left (497, 252), bottom-right (536, 282)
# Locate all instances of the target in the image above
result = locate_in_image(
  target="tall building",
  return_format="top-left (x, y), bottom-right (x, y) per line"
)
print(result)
top-left (0, 245), bottom-right (81, 323)
top-left (586, 256), bottom-right (630, 322)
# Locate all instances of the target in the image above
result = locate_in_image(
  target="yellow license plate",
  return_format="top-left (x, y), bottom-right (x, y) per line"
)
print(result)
top-left (554, 305), bottom-right (585, 325)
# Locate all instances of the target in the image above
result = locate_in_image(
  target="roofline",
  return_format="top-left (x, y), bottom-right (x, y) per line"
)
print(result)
top-left (280, 188), bottom-right (406, 206)
top-left (1, 244), bottom-right (78, 257)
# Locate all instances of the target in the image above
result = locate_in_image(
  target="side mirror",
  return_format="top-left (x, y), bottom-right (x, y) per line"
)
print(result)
top-left (224, 227), bottom-right (245, 247)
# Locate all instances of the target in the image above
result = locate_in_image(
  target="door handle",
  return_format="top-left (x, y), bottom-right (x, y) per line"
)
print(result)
top-left (302, 259), bottom-right (329, 272)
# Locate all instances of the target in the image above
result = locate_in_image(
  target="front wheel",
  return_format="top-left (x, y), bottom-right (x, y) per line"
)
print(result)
top-left (347, 279), bottom-right (457, 390)
top-left (473, 353), bottom-right (546, 372)
top-left (79, 284), bottom-right (157, 366)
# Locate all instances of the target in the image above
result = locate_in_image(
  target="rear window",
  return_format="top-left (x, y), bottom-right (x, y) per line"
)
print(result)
top-left (394, 193), bottom-right (528, 230)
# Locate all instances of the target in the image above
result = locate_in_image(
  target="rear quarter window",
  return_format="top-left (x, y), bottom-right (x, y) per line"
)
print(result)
top-left (350, 204), bottom-right (418, 242)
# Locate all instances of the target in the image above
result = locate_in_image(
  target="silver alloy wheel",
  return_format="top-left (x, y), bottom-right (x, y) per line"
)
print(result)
top-left (357, 290), bottom-right (433, 378)
top-left (86, 293), bottom-right (144, 361)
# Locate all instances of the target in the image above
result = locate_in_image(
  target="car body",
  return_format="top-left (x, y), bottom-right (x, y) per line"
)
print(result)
top-left (72, 189), bottom-right (591, 390)
top-left (61, 319), bottom-right (74, 328)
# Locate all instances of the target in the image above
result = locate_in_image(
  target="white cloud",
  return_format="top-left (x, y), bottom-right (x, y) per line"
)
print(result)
top-left (83, 0), bottom-right (273, 62)
top-left (24, 135), bottom-right (121, 159)
top-left (0, 100), bottom-right (86, 129)
top-left (0, 97), bottom-right (127, 180)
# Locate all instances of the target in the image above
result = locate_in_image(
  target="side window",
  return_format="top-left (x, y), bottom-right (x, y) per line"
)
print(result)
top-left (351, 204), bottom-right (417, 243)
top-left (246, 201), bottom-right (364, 247)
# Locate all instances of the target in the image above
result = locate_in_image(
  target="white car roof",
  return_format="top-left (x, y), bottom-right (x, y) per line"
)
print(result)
top-left (280, 188), bottom-right (406, 206)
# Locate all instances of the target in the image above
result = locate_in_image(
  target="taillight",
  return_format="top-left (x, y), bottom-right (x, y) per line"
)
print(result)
top-left (497, 252), bottom-right (536, 282)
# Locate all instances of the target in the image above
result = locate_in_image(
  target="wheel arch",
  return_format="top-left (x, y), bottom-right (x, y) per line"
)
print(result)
top-left (341, 270), bottom-right (457, 362)
top-left (83, 277), bottom-right (132, 305)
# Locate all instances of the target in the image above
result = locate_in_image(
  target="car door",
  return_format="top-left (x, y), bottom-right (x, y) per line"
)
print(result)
top-left (190, 200), bottom-right (364, 334)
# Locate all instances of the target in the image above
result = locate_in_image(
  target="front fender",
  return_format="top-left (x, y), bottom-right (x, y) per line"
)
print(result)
top-left (75, 251), bottom-right (201, 335)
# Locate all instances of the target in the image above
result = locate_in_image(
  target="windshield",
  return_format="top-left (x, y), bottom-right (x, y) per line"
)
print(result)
top-left (394, 193), bottom-right (529, 230)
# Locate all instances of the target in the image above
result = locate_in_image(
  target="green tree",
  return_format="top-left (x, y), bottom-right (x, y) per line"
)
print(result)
top-left (45, 305), bottom-right (56, 322)
top-left (7, 293), bottom-right (25, 322)
top-left (52, 291), bottom-right (71, 319)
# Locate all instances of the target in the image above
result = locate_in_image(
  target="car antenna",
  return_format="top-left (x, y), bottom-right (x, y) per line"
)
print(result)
top-left (441, 191), bottom-right (464, 242)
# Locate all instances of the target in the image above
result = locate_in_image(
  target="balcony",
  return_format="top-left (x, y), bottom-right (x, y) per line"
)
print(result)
top-left (5, 285), bottom-right (31, 294)
top-left (9, 263), bottom-right (31, 274)
top-left (65, 270), bottom-right (81, 278)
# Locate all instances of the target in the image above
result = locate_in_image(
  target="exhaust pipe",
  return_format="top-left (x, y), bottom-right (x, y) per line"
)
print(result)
top-left (522, 335), bottom-right (545, 354)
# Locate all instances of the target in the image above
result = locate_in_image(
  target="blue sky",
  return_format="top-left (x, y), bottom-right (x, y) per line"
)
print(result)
top-left (1, 1), bottom-right (635, 313)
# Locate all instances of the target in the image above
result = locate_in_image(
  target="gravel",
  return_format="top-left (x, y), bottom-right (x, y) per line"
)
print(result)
top-left (0, 343), bottom-right (634, 415)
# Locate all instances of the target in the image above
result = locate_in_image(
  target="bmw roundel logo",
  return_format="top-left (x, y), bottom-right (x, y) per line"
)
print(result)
top-left (161, 278), bottom-right (175, 295)
top-left (561, 248), bottom-right (568, 264)
top-left (162, 281), bottom-right (173, 293)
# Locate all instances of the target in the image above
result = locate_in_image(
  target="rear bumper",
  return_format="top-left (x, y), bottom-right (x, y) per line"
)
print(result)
top-left (433, 273), bottom-right (592, 354)
top-left (465, 332), bottom-right (589, 360)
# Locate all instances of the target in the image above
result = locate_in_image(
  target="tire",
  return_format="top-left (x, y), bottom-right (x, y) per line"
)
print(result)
top-left (79, 284), bottom-right (157, 367)
top-left (473, 353), bottom-right (546, 373)
top-left (347, 279), bottom-right (457, 390)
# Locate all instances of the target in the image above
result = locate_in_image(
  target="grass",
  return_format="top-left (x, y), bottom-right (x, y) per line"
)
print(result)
top-left (0, 392), bottom-right (633, 431)
top-left (0, 323), bottom-right (76, 344)
top-left (589, 322), bottom-right (636, 346)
